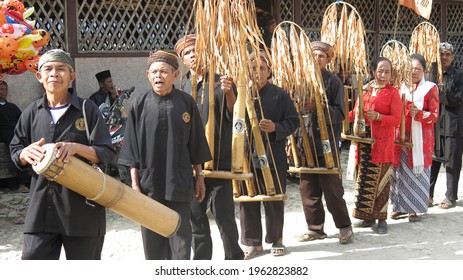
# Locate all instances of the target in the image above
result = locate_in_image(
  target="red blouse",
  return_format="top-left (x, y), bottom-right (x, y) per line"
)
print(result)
top-left (392, 85), bottom-right (439, 168)
top-left (349, 84), bottom-right (402, 164)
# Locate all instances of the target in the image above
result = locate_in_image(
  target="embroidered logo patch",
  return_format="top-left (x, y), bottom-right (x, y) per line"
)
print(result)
top-left (75, 117), bottom-right (86, 131)
top-left (182, 112), bottom-right (191, 123)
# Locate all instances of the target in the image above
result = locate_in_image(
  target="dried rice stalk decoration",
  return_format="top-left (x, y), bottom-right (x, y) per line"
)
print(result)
top-left (321, 1), bottom-right (369, 81)
top-left (409, 22), bottom-right (442, 85)
top-left (271, 21), bottom-right (338, 173)
top-left (190, 0), bottom-right (284, 201)
top-left (380, 40), bottom-right (412, 89)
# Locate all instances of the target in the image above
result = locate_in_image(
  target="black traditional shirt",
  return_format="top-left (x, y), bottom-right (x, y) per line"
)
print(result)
top-left (439, 66), bottom-right (463, 137)
top-left (181, 73), bottom-right (234, 170)
top-left (118, 88), bottom-right (211, 202)
top-left (89, 89), bottom-right (115, 107)
top-left (254, 82), bottom-right (298, 171)
top-left (10, 89), bottom-right (115, 236)
top-left (0, 101), bottom-right (21, 144)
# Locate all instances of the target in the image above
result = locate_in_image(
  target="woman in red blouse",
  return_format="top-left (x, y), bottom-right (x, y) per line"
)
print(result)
top-left (390, 54), bottom-right (439, 222)
top-left (347, 57), bottom-right (401, 234)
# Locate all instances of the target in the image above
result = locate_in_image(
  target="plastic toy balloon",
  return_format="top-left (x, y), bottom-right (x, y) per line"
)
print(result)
top-left (0, 22), bottom-right (27, 38)
top-left (9, 59), bottom-right (26, 75)
top-left (0, 1), bottom-right (47, 77)
top-left (1, 0), bottom-right (26, 15)
top-left (24, 54), bottom-right (39, 72)
top-left (31, 29), bottom-right (50, 48)
top-left (0, 37), bottom-right (18, 59)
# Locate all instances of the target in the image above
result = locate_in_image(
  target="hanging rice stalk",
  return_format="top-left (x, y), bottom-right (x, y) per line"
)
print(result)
top-left (380, 40), bottom-right (412, 89)
top-left (409, 22), bottom-right (442, 85)
top-left (321, 1), bottom-right (369, 81)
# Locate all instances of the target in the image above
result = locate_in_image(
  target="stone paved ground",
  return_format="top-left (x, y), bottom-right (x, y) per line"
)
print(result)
top-left (1, 150), bottom-right (463, 261)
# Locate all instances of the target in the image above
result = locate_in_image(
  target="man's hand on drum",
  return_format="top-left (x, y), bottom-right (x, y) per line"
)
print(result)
top-left (19, 138), bottom-right (46, 166)
top-left (55, 142), bottom-right (79, 163)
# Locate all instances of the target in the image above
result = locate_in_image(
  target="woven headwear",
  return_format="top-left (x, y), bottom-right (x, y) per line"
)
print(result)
top-left (312, 41), bottom-right (334, 59)
top-left (175, 34), bottom-right (197, 56)
top-left (147, 50), bottom-right (179, 70)
top-left (250, 49), bottom-right (272, 69)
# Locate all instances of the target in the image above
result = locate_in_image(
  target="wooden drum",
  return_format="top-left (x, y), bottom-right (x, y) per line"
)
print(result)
top-left (32, 143), bottom-right (180, 238)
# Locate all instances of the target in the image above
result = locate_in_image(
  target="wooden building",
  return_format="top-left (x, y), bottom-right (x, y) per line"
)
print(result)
top-left (7, 0), bottom-right (463, 109)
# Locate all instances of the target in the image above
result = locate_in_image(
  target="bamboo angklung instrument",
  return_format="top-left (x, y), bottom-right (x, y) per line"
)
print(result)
top-left (244, 94), bottom-right (275, 196)
top-left (189, 0), bottom-right (256, 181)
top-left (321, 1), bottom-right (373, 146)
top-left (380, 39), bottom-right (412, 148)
top-left (271, 22), bottom-right (338, 174)
top-left (410, 23), bottom-right (445, 161)
top-left (394, 93), bottom-right (413, 148)
top-left (191, 0), bottom-right (284, 200)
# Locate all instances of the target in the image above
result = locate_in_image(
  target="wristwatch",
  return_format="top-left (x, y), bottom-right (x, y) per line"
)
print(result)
top-left (196, 171), bottom-right (204, 177)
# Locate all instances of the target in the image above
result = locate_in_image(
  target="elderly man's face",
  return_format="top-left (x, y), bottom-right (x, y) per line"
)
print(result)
top-left (313, 50), bottom-right (329, 70)
top-left (100, 77), bottom-right (115, 93)
top-left (182, 45), bottom-right (196, 71)
top-left (441, 50), bottom-right (454, 70)
top-left (147, 61), bottom-right (179, 96)
top-left (251, 59), bottom-right (270, 90)
top-left (36, 62), bottom-right (75, 95)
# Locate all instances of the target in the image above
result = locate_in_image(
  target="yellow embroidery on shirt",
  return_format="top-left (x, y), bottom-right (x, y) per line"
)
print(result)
top-left (75, 117), bottom-right (86, 131)
top-left (182, 112), bottom-right (191, 123)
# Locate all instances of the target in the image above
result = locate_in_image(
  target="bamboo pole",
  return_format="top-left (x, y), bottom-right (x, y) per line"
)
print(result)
top-left (356, 76), bottom-right (366, 137)
top-left (231, 69), bottom-right (246, 173)
top-left (204, 66), bottom-right (216, 170)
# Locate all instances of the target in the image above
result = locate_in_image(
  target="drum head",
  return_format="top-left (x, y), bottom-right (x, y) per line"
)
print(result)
top-left (32, 143), bottom-right (57, 175)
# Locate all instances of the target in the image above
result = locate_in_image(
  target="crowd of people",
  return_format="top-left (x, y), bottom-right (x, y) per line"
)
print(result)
top-left (3, 26), bottom-right (462, 260)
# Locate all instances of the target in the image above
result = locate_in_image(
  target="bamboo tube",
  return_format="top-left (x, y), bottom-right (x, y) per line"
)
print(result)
top-left (203, 170), bottom-right (252, 180)
top-left (295, 102), bottom-right (315, 168)
top-left (288, 166), bottom-right (341, 175)
top-left (231, 70), bottom-right (246, 173)
top-left (343, 85), bottom-right (350, 134)
top-left (245, 95), bottom-right (275, 196)
top-left (357, 76), bottom-right (366, 137)
top-left (313, 90), bottom-right (334, 169)
top-left (394, 94), bottom-right (413, 148)
top-left (191, 72), bottom-right (197, 101)
top-left (204, 66), bottom-right (216, 170)
top-left (242, 149), bottom-right (256, 197)
top-left (289, 134), bottom-right (300, 168)
top-left (341, 133), bottom-right (375, 144)
top-left (232, 180), bottom-right (240, 198)
top-left (233, 194), bottom-right (287, 203)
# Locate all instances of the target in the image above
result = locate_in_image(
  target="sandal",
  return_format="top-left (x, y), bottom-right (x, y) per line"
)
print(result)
top-left (243, 246), bottom-right (263, 260)
top-left (376, 221), bottom-right (388, 234)
top-left (297, 231), bottom-right (327, 242)
top-left (339, 227), bottom-right (353, 244)
top-left (428, 197), bottom-right (434, 207)
top-left (352, 219), bottom-right (375, 228)
top-left (408, 213), bottom-right (421, 222)
top-left (390, 212), bottom-right (407, 220)
top-left (270, 243), bottom-right (286, 256)
top-left (439, 199), bottom-right (456, 209)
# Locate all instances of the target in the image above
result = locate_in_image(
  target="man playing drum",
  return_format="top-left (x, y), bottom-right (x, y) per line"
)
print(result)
top-left (9, 49), bottom-right (116, 259)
